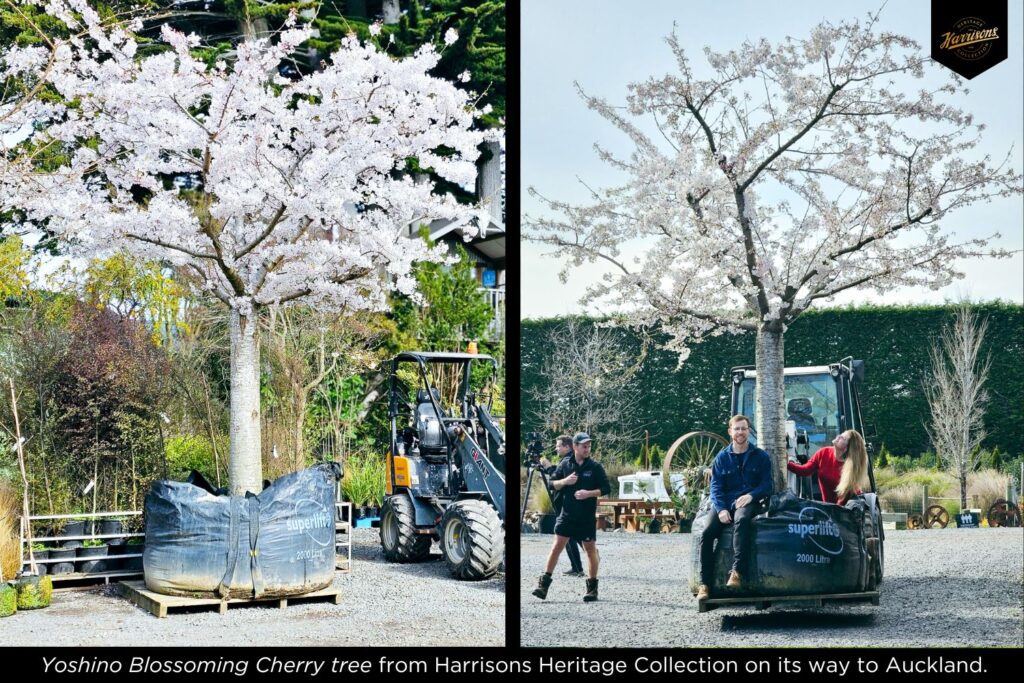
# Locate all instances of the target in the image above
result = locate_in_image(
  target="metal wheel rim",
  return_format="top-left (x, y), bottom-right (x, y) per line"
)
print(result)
top-left (988, 501), bottom-right (1022, 527)
top-left (444, 517), bottom-right (468, 564)
top-left (382, 508), bottom-right (398, 549)
top-left (925, 505), bottom-right (949, 528)
top-left (662, 431), bottom-right (728, 499)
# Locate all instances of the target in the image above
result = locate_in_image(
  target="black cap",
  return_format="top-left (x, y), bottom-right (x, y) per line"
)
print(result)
top-left (573, 432), bottom-right (592, 445)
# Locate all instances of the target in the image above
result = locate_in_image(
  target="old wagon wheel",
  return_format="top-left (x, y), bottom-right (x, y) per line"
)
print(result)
top-left (987, 499), bottom-right (1022, 528)
top-left (907, 513), bottom-right (924, 529)
top-left (924, 505), bottom-right (949, 529)
top-left (661, 431), bottom-right (728, 502)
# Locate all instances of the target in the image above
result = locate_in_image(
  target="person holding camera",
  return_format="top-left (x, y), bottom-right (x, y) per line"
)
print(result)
top-left (532, 432), bottom-right (611, 603)
top-left (540, 435), bottom-right (585, 577)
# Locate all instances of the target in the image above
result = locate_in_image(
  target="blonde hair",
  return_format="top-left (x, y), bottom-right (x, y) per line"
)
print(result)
top-left (728, 415), bottom-right (751, 428)
top-left (836, 430), bottom-right (869, 502)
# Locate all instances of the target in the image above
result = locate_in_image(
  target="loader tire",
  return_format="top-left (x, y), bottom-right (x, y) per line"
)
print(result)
top-left (440, 500), bottom-right (504, 580)
top-left (380, 494), bottom-right (431, 563)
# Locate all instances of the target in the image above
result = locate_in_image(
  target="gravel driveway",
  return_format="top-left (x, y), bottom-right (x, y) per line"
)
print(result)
top-left (6, 529), bottom-right (505, 646)
top-left (521, 528), bottom-right (1023, 647)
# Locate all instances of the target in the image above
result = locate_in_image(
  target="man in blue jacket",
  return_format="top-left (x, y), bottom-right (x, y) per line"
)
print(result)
top-left (696, 414), bottom-right (773, 600)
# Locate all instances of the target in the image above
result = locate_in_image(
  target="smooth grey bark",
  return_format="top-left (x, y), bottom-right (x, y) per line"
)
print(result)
top-left (755, 323), bottom-right (787, 492)
top-left (229, 309), bottom-right (263, 495)
top-left (239, 16), bottom-right (270, 41)
top-left (383, 0), bottom-right (401, 24)
top-left (476, 140), bottom-right (503, 225)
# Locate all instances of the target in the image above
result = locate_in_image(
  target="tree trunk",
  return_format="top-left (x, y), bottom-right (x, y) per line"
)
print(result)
top-left (476, 140), bottom-right (503, 226)
top-left (755, 323), bottom-right (787, 493)
top-left (382, 0), bottom-right (401, 24)
top-left (240, 16), bottom-right (270, 41)
top-left (294, 393), bottom-right (306, 472)
top-left (229, 309), bottom-right (263, 495)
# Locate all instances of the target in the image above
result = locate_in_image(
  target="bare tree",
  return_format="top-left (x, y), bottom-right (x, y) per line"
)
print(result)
top-left (924, 305), bottom-right (991, 509)
top-left (528, 318), bottom-right (647, 457)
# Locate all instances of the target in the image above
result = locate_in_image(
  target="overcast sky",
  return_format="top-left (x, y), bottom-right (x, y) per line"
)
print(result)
top-left (520, 0), bottom-right (1024, 320)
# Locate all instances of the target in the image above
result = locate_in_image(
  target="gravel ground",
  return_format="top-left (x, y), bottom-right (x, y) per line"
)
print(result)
top-left (521, 528), bottom-right (1023, 647)
top-left (6, 529), bottom-right (504, 646)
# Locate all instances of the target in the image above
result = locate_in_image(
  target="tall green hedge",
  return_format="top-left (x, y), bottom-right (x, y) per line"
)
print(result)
top-left (521, 303), bottom-right (1024, 459)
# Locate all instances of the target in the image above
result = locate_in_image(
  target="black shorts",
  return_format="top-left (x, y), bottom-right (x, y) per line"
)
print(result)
top-left (554, 512), bottom-right (596, 542)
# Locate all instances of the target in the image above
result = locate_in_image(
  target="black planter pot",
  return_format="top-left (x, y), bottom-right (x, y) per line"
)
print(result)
top-left (60, 520), bottom-right (87, 538)
top-left (76, 545), bottom-right (108, 573)
top-left (50, 547), bottom-right (76, 574)
top-left (105, 543), bottom-right (129, 571)
top-left (125, 544), bottom-right (144, 571)
top-left (28, 550), bottom-right (50, 576)
top-left (100, 519), bottom-right (124, 536)
top-left (61, 539), bottom-right (82, 550)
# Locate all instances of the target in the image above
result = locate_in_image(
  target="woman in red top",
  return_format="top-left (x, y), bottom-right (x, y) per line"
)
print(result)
top-left (787, 430), bottom-right (868, 505)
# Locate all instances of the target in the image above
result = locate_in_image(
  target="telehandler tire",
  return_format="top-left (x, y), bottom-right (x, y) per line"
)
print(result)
top-left (440, 500), bottom-right (504, 580)
top-left (380, 494), bottom-right (431, 562)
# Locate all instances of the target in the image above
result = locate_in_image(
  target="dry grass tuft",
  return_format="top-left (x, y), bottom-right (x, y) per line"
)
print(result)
top-left (0, 482), bottom-right (23, 581)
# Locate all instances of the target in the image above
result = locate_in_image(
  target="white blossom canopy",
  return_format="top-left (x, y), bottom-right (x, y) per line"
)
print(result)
top-left (526, 13), bottom-right (1021, 359)
top-left (3, 0), bottom-right (489, 316)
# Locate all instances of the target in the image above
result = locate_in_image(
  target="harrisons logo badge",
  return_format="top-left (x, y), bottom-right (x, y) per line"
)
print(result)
top-left (287, 499), bottom-right (333, 547)
top-left (931, 2), bottom-right (1007, 79)
top-left (939, 18), bottom-right (998, 61)
top-left (787, 507), bottom-right (844, 556)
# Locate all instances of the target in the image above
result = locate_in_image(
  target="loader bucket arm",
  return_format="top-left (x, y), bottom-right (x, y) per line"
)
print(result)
top-left (450, 424), bottom-right (506, 521)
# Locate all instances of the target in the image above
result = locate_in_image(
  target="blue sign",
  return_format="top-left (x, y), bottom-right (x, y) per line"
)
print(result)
top-left (956, 511), bottom-right (980, 528)
top-left (482, 269), bottom-right (497, 287)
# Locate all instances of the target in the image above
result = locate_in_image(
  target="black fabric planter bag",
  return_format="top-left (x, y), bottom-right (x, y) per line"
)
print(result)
top-left (144, 462), bottom-right (341, 599)
top-left (690, 492), bottom-right (868, 596)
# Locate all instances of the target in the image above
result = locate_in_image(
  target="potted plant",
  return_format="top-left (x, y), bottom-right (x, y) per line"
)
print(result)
top-left (49, 546), bottom-right (76, 574)
top-left (77, 539), bottom-right (108, 573)
top-left (125, 537), bottom-right (144, 571)
top-left (59, 518), bottom-right (86, 549)
top-left (15, 574), bottom-right (52, 609)
top-left (100, 518), bottom-right (124, 537)
top-left (28, 543), bottom-right (50, 576)
top-left (59, 517), bottom-right (88, 539)
top-left (0, 582), bottom-right (15, 617)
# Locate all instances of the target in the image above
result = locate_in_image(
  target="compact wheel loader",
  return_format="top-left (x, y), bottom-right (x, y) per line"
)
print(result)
top-left (378, 352), bottom-right (505, 580)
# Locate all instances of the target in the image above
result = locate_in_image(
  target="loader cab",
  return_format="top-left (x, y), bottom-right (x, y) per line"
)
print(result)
top-left (730, 358), bottom-right (870, 500)
top-left (729, 358), bottom-right (867, 448)
top-left (386, 352), bottom-right (503, 474)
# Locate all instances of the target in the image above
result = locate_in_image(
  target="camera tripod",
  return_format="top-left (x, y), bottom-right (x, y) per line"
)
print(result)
top-left (520, 460), bottom-right (555, 529)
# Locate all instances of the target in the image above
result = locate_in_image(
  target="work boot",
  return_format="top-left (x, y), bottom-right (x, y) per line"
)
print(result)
top-left (696, 584), bottom-right (710, 601)
top-left (563, 568), bottom-right (584, 577)
top-left (726, 570), bottom-right (742, 588)
top-left (583, 578), bottom-right (599, 602)
top-left (532, 573), bottom-right (552, 600)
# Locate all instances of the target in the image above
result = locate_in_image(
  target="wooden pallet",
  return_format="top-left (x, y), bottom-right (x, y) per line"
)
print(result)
top-left (49, 569), bottom-right (143, 591)
top-left (118, 581), bottom-right (341, 618)
top-left (335, 554), bottom-right (351, 573)
top-left (698, 591), bottom-right (880, 613)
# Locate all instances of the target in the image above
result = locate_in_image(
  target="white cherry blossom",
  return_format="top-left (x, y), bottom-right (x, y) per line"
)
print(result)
top-left (3, 0), bottom-right (487, 494)
top-left (526, 14), bottom-right (1022, 488)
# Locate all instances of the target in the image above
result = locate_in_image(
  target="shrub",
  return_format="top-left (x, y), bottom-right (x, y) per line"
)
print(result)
top-left (964, 469), bottom-right (1011, 515)
top-left (165, 434), bottom-right (224, 483)
top-left (917, 451), bottom-right (941, 471)
top-left (878, 484), bottom-right (924, 515)
top-left (340, 451), bottom-right (385, 507)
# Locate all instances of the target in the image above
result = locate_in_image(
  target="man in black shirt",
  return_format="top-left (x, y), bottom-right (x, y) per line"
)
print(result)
top-left (532, 432), bottom-right (611, 602)
top-left (540, 434), bottom-right (585, 576)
